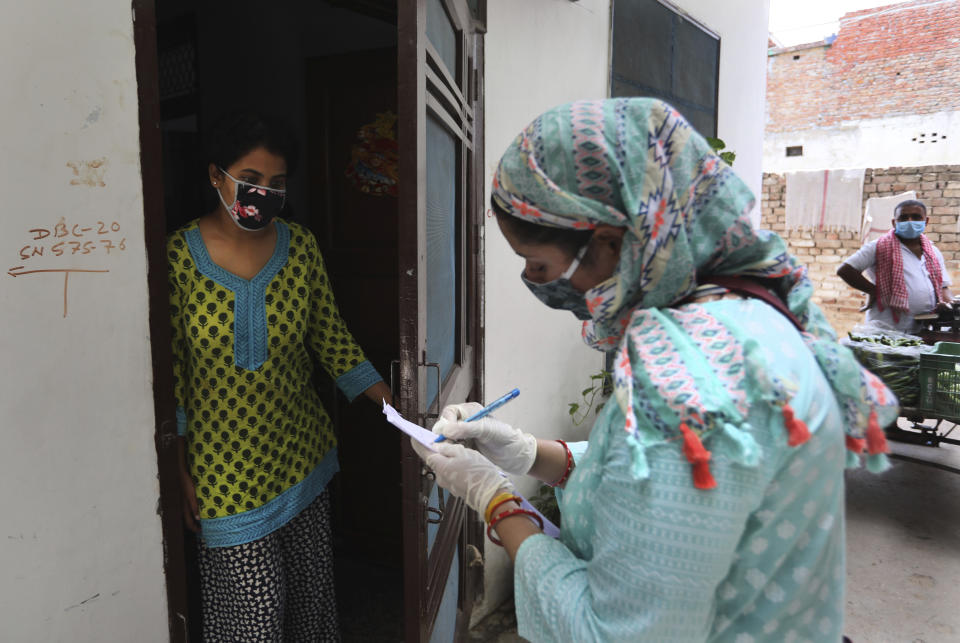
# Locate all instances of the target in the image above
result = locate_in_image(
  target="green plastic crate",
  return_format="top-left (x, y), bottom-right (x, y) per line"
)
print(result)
top-left (918, 342), bottom-right (960, 418)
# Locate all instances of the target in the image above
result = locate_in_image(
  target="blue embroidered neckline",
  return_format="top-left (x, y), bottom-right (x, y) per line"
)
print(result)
top-left (184, 221), bottom-right (290, 371)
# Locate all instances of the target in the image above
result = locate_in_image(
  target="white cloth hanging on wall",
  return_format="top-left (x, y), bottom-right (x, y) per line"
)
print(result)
top-left (785, 169), bottom-right (866, 231)
top-left (860, 191), bottom-right (917, 244)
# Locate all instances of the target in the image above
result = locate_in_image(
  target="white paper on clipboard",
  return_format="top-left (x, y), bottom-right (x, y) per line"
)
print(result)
top-left (381, 401), bottom-right (560, 538)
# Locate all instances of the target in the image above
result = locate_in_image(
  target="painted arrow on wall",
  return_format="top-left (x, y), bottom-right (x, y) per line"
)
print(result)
top-left (7, 266), bottom-right (110, 318)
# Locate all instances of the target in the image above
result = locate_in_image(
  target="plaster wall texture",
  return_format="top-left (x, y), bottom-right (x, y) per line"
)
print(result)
top-left (765, 111), bottom-right (960, 173)
top-left (0, 2), bottom-right (168, 641)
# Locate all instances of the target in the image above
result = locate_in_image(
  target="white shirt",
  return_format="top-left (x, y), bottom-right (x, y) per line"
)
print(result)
top-left (843, 237), bottom-right (951, 333)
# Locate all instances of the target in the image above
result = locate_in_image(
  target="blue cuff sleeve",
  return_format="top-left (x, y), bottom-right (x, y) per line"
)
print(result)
top-left (176, 406), bottom-right (187, 437)
top-left (335, 360), bottom-right (383, 402)
top-left (568, 440), bottom-right (589, 464)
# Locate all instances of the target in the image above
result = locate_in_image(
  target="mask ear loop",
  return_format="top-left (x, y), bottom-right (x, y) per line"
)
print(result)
top-left (560, 242), bottom-right (590, 280)
top-left (217, 167), bottom-right (288, 212)
top-left (215, 167), bottom-right (238, 214)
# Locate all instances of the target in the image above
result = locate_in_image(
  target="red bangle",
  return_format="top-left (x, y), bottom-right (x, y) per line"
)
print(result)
top-left (486, 508), bottom-right (545, 546)
top-left (485, 495), bottom-right (522, 524)
top-left (548, 439), bottom-right (574, 488)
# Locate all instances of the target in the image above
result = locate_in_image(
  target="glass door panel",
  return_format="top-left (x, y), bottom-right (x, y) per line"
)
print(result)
top-left (427, 0), bottom-right (459, 84)
top-left (425, 115), bottom-right (458, 409)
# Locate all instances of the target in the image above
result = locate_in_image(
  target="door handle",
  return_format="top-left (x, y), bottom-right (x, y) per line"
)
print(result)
top-left (426, 487), bottom-right (445, 524)
top-left (422, 467), bottom-right (445, 524)
top-left (389, 359), bottom-right (400, 402)
top-left (426, 504), bottom-right (443, 524)
top-left (424, 361), bottom-right (441, 421)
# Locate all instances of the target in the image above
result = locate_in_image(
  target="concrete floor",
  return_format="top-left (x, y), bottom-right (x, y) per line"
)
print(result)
top-left (469, 419), bottom-right (960, 643)
top-left (844, 419), bottom-right (960, 643)
top-left (468, 601), bottom-right (524, 643)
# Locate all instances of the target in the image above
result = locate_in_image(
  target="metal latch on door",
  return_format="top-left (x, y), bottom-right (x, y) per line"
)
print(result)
top-left (390, 358), bottom-right (446, 524)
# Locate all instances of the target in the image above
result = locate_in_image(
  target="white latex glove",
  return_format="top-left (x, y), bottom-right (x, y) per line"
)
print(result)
top-left (410, 439), bottom-right (513, 516)
top-left (432, 402), bottom-right (538, 476)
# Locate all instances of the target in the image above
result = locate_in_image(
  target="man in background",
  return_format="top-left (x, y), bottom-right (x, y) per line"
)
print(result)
top-left (837, 199), bottom-right (953, 334)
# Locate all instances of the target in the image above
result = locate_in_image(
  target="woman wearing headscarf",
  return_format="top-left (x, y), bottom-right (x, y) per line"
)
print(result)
top-left (411, 98), bottom-right (896, 642)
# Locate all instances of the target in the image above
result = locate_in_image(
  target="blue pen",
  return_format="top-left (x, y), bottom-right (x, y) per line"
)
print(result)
top-left (434, 388), bottom-right (520, 442)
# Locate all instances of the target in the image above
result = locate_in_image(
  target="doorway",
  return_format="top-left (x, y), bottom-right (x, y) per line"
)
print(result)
top-left (136, 1), bottom-right (486, 641)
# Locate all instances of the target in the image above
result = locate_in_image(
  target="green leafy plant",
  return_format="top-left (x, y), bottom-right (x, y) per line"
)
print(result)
top-left (706, 136), bottom-right (736, 166)
top-left (568, 371), bottom-right (613, 426)
top-left (530, 368), bottom-right (614, 526)
top-left (528, 483), bottom-right (561, 527)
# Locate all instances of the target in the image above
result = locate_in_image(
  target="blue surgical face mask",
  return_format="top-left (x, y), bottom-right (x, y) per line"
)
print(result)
top-left (521, 243), bottom-right (592, 320)
top-left (895, 220), bottom-right (925, 239)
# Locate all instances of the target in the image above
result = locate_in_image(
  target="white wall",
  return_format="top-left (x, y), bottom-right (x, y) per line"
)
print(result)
top-left (669, 0), bottom-right (772, 224)
top-left (481, 0), bottom-right (770, 626)
top-left (481, 0), bottom-right (611, 623)
top-left (764, 110), bottom-right (960, 173)
top-left (0, 2), bottom-right (168, 641)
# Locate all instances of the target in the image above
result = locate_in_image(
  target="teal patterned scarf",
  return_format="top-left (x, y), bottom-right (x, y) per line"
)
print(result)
top-left (493, 98), bottom-right (896, 485)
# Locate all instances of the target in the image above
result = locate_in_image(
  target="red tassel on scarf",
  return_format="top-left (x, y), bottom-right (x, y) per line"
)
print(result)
top-left (865, 410), bottom-right (889, 455)
top-left (845, 435), bottom-right (866, 454)
top-left (679, 423), bottom-right (717, 490)
top-left (781, 404), bottom-right (811, 447)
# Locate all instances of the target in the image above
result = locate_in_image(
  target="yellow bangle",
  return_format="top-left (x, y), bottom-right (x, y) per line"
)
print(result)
top-left (484, 491), bottom-right (520, 524)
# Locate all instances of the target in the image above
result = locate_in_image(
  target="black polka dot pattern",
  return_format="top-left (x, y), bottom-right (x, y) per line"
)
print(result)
top-left (168, 220), bottom-right (368, 521)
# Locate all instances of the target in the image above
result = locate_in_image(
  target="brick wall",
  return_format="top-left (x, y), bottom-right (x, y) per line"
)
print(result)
top-left (766, 0), bottom-right (960, 133)
top-left (760, 165), bottom-right (960, 336)
top-left (766, 43), bottom-right (832, 133)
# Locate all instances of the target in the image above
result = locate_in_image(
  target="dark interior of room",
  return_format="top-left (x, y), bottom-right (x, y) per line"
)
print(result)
top-left (154, 2), bottom-right (404, 639)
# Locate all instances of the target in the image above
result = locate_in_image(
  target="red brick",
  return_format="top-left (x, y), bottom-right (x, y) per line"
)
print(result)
top-left (767, 0), bottom-right (960, 132)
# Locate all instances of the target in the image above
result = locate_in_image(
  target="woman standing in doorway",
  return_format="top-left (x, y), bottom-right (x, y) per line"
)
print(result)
top-left (413, 98), bottom-right (896, 642)
top-left (168, 111), bottom-right (391, 641)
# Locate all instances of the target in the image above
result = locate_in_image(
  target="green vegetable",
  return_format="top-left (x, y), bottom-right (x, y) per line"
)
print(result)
top-left (844, 335), bottom-right (928, 406)
top-left (847, 332), bottom-right (924, 347)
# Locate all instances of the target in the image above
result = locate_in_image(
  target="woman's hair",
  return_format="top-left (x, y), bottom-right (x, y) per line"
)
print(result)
top-left (205, 111), bottom-right (300, 175)
top-left (491, 198), bottom-right (593, 257)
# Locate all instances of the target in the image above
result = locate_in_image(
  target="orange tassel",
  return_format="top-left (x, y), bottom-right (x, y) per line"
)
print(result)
top-left (782, 404), bottom-right (811, 447)
top-left (845, 435), bottom-right (866, 454)
top-left (679, 423), bottom-right (717, 490)
top-left (865, 410), bottom-right (889, 455)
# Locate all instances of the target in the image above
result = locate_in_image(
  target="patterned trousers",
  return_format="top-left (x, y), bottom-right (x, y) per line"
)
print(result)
top-left (197, 490), bottom-right (340, 642)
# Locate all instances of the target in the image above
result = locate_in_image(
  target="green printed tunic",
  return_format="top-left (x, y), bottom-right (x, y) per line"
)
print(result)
top-left (168, 218), bottom-right (382, 547)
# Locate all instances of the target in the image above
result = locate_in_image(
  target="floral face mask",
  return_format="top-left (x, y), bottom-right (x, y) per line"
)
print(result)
top-left (216, 168), bottom-right (286, 231)
top-left (520, 243), bottom-right (591, 320)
